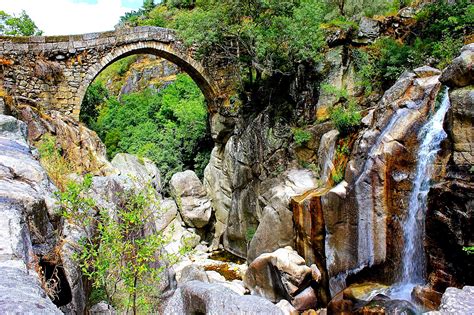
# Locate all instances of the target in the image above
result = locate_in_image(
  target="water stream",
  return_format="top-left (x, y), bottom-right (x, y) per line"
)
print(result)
top-left (390, 88), bottom-right (451, 300)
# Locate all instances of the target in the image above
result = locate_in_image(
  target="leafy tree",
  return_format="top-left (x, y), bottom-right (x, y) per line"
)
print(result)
top-left (83, 73), bottom-right (211, 185)
top-left (59, 175), bottom-right (174, 314)
top-left (80, 81), bottom-right (109, 128)
top-left (121, 0), bottom-right (328, 82)
top-left (0, 10), bottom-right (42, 36)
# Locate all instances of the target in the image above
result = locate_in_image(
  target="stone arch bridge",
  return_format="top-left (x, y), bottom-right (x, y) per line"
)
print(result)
top-left (0, 26), bottom-right (236, 119)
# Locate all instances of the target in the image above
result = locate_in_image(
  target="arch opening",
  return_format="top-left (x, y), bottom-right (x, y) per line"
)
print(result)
top-left (76, 42), bottom-right (219, 116)
top-left (79, 52), bottom-right (214, 188)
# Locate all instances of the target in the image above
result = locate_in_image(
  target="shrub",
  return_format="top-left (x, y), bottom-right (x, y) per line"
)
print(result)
top-left (80, 81), bottom-right (109, 128)
top-left (292, 128), bottom-right (312, 146)
top-left (245, 226), bottom-right (257, 243)
top-left (331, 166), bottom-right (345, 184)
top-left (59, 176), bottom-right (176, 313)
top-left (330, 101), bottom-right (362, 136)
top-left (463, 246), bottom-right (474, 255)
top-left (36, 134), bottom-right (75, 191)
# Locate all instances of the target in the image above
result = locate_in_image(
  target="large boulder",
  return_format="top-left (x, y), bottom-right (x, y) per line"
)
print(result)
top-left (247, 169), bottom-right (319, 262)
top-left (439, 44), bottom-right (474, 88)
top-left (170, 170), bottom-right (212, 228)
top-left (164, 280), bottom-right (283, 314)
top-left (111, 153), bottom-right (161, 190)
top-left (437, 286), bottom-right (474, 314)
top-left (355, 17), bottom-right (380, 43)
top-left (244, 246), bottom-right (317, 303)
top-left (0, 115), bottom-right (61, 313)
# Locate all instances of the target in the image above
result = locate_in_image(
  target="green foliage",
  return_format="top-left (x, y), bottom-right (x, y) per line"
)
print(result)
top-left (121, 0), bottom-right (328, 80)
top-left (80, 82), bottom-right (109, 128)
top-left (36, 134), bottom-right (74, 190)
top-left (94, 56), bottom-right (138, 94)
top-left (245, 226), bottom-right (256, 243)
top-left (292, 128), bottom-right (312, 146)
top-left (321, 84), bottom-right (349, 101)
top-left (330, 101), bottom-right (362, 136)
top-left (322, 85), bottom-right (362, 135)
top-left (374, 37), bottom-right (414, 85)
top-left (84, 73), bottom-right (211, 185)
top-left (324, 0), bottom-right (411, 19)
top-left (0, 10), bottom-right (42, 36)
top-left (353, 0), bottom-right (472, 92)
top-left (323, 16), bottom-right (359, 31)
top-left (59, 176), bottom-right (173, 313)
top-left (331, 136), bottom-right (353, 185)
top-left (463, 246), bottom-right (474, 255)
top-left (331, 166), bottom-right (345, 184)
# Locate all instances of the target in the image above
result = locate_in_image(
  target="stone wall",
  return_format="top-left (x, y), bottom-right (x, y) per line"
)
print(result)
top-left (0, 26), bottom-right (237, 119)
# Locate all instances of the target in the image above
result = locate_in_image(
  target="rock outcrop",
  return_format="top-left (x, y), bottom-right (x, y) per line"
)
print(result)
top-left (425, 44), bottom-right (474, 291)
top-left (17, 105), bottom-right (115, 176)
top-left (244, 246), bottom-right (320, 310)
top-left (170, 170), bottom-right (212, 229)
top-left (435, 286), bottom-right (474, 314)
top-left (0, 115), bottom-right (61, 313)
top-left (165, 280), bottom-right (283, 314)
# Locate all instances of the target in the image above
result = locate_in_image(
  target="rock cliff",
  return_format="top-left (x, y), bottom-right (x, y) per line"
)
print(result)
top-left (0, 115), bottom-right (61, 313)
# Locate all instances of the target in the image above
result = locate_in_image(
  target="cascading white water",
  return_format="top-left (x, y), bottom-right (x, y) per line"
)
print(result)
top-left (390, 88), bottom-right (451, 300)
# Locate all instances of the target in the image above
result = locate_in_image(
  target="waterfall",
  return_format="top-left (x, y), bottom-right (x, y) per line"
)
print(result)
top-left (390, 88), bottom-right (451, 300)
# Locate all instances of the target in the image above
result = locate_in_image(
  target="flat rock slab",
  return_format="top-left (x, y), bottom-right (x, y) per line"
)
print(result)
top-left (0, 266), bottom-right (61, 314)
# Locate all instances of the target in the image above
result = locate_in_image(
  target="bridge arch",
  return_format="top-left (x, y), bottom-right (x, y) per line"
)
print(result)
top-left (0, 27), bottom-right (234, 120)
top-left (76, 41), bottom-right (219, 116)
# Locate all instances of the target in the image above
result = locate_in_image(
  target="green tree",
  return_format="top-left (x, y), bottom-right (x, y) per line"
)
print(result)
top-left (79, 81), bottom-right (109, 128)
top-left (0, 10), bottom-right (42, 36)
top-left (59, 175), bottom-right (174, 314)
top-left (121, 0), bottom-right (328, 81)
top-left (83, 73), bottom-right (211, 185)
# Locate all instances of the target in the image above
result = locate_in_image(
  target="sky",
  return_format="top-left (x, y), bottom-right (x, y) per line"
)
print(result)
top-left (0, 0), bottom-right (146, 35)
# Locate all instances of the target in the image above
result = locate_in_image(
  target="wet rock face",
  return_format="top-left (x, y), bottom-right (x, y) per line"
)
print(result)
top-left (426, 44), bottom-right (474, 291)
top-left (411, 285), bottom-right (442, 311)
top-left (320, 69), bottom-right (442, 288)
top-left (328, 282), bottom-right (417, 315)
top-left (0, 115), bottom-right (61, 314)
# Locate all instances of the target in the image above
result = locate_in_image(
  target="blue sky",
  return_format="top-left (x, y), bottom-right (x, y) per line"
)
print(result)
top-left (0, 0), bottom-right (146, 35)
top-left (72, 0), bottom-right (143, 7)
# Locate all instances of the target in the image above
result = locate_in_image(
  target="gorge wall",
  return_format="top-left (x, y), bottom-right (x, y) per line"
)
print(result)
top-left (203, 42), bottom-right (474, 303)
top-left (0, 12), bottom-right (472, 313)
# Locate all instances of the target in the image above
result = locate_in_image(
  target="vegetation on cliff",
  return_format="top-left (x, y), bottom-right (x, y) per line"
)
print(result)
top-left (122, 0), bottom-right (472, 93)
top-left (81, 73), bottom-right (211, 185)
